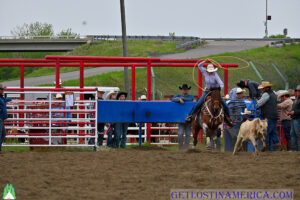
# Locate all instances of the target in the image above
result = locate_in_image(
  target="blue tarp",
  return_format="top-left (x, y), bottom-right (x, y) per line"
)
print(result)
top-left (97, 101), bottom-right (195, 123)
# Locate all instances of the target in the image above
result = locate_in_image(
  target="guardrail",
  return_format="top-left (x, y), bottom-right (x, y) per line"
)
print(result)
top-left (176, 39), bottom-right (202, 49)
top-left (87, 35), bottom-right (200, 42)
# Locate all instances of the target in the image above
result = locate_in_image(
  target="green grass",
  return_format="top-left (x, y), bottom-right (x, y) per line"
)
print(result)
top-left (0, 40), bottom-right (184, 82)
top-left (125, 142), bottom-right (151, 149)
top-left (48, 43), bottom-right (300, 98)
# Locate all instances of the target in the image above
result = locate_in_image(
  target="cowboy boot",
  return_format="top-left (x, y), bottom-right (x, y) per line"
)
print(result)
top-left (224, 114), bottom-right (235, 128)
top-left (185, 115), bottom-right (193, 122)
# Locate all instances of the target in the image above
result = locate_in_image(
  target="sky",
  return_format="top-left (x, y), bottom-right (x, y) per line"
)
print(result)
top-left (0, 0), bottom-right (299, 38)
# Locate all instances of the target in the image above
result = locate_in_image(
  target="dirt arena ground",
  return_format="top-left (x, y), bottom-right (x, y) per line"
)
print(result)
top-left (0, 147), bottom-right (299, 200)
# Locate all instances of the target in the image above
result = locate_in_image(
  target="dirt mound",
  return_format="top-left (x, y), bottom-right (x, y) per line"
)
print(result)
top-left (0, 149), bottom-right (299, 200)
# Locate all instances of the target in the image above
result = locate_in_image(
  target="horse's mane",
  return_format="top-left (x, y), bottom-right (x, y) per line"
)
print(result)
top-left (211, 89), bottom-right (221, 101)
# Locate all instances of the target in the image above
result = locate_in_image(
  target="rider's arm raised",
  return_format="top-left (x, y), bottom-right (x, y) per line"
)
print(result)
top-left (197, 61), bottom-right (207, 76)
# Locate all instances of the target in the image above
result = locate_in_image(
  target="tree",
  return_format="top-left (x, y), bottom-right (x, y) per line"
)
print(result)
top-left (57, 28), bottom-right (80, 39)
top-left (11, 22), bottom-right (54, 38)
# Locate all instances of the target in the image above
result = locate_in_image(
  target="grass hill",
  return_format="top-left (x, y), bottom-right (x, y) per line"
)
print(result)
top-left (1, 40), bottom-right (299, 99)
top-left (0, 40), bottom-right (184, 82)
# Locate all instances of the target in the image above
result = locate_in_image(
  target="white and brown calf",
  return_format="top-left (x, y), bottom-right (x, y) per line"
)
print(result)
top-left (233, 118), bottom-right (268, 155)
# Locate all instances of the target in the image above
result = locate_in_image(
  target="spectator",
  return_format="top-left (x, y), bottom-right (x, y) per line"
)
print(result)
top-left (106, 91), bottom-right (117, 100)
top-left (235, 88), bottom-right (247, 100)
top-left (289, 85), bottom-right (300, 151)
top-left (229, 87), bottom-right (238, 100)
top-left (277, 90), bottom-right (293, 151)
top-left (115, 92), bottom-right (129, 149)
top-left (105, 91), bottom-right (117, 147)
top-left (96, 88), bottom-right (105, 146)
top-left (228, 88), bottom-right (247, 123)
top-left (257, 81), bottom-right (280, 151)
top-left (171, 84), bottom-right (194, 150)
top-left (0, 84), bottom-right (11, 152)
top-left (237, 79), bottom-right (261, 99)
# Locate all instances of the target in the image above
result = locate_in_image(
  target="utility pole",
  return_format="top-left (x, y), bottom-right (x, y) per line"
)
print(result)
top-left (265, 0), bottom-right (268, 38)
top-left (120, 0), bottom-right (130, 96)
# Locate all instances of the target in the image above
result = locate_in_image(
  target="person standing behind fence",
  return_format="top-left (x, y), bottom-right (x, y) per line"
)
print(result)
top-left (96, 88), bottom-right (106, 146)
top-left (115, 92), bottom-right (129, 149)
top-left (277, 90), bottom-right (293, 151)
top-left (0, 84), bottom-right (11, 152)
top-left (256, 81), bottom-right (280, 151)
top-left (288, 85), bottom-right (300, 151)
top-left (171, 84), bottom-right (194, 150)
top-left (105, 91), bottom-right (117, 148)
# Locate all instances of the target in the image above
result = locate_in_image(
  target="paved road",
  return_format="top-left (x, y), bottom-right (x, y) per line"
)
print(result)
top-left (159, 40), bottom-right (271, 59)
top-left (2, 41), bottom-right (271, 86)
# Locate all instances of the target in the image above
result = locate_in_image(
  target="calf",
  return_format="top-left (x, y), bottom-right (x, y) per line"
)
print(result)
top-left (233, 118), bottom-right (268, 155)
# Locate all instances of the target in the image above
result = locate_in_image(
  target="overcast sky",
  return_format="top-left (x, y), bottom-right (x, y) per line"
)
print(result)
top-left (1, 0), bottom-right (299, 38)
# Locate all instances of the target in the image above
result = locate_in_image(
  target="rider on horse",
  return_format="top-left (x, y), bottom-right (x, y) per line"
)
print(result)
top-left (185, 59), bottom-right (234, 127)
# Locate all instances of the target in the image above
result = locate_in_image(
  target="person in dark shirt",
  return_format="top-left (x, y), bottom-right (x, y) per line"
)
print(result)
top-left (0, 84), bottom-right (11, 152)
top-left (288, 85), bottom-right (300, 151)
top-left (115, 92), bottom-right (129, 149)
top-left (237, 79), bottom-right (261, 99)
top-left (256, 81), bottom-right (280, 151)
top-left (97, 88), bottom-right (105, 146)
top-left (171, 84), bottom-right (194, 150)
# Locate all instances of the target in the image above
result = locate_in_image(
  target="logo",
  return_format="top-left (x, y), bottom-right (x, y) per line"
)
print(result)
top-left (2, 184), bottom-right (16, 200)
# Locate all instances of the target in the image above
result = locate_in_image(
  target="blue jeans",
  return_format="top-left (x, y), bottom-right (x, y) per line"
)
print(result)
top-left (265, 119), bottom-right (279, 151)
top-left (0, 119), bottom-right (6, 152)
top-left (189, 91), bottom-right (230, 116)
top-left (281, 120), bottom-right (291, 141)
top-left (178, 123), bottom-right (192, 150)
top-left (115, 123), bottom-right (129, 149)
top-left (290, 118), bottom-right (300, 151)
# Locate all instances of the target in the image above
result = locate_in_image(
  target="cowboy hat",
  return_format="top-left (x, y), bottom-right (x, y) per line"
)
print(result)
top-left (241, 108), bottom-right (252, 115)
top-left (206, 64), bottom-right (218, 72)
top-left (236, 80), bottom-right (246, 88)
top-left (277, 90), bottom-right (290, 98)
top-left (116, 91), bottom-right (127, 100)
top-left (179, 84), bottom-right (191, 90)
top-left (97, 88), bottom-right (105, 93)
top-left (258, 81), bottom-right (274, 89)
top-left (295, 85), bottom-right (300, 91)
top-left (106, 91), bottom-right (117, 100)
top-left (140, 95), bottom-right (147, 100)
top-left (236, 87), bottom-right (246, 94)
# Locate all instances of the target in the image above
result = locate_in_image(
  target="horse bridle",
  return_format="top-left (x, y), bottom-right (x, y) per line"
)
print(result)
top-left (202, 98), bottom-right (224, 125)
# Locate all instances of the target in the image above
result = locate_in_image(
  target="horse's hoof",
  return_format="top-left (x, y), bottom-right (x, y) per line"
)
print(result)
top-left (192, 145), bottom-right (196, 149)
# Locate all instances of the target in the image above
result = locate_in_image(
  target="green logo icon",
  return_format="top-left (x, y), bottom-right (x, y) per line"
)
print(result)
top-left (2, 183), bottom-right (16, 200)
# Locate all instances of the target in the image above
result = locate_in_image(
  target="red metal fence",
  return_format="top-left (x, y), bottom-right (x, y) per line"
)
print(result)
top-left (0, 56), bottom-right (239, 144)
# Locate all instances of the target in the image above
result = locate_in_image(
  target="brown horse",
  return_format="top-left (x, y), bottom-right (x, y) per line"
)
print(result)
top-left (192, 88), bottom-right (224, 149)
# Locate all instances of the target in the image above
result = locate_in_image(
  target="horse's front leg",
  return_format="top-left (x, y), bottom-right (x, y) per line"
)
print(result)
top-left (192, 121), bottom-right (199, 149)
